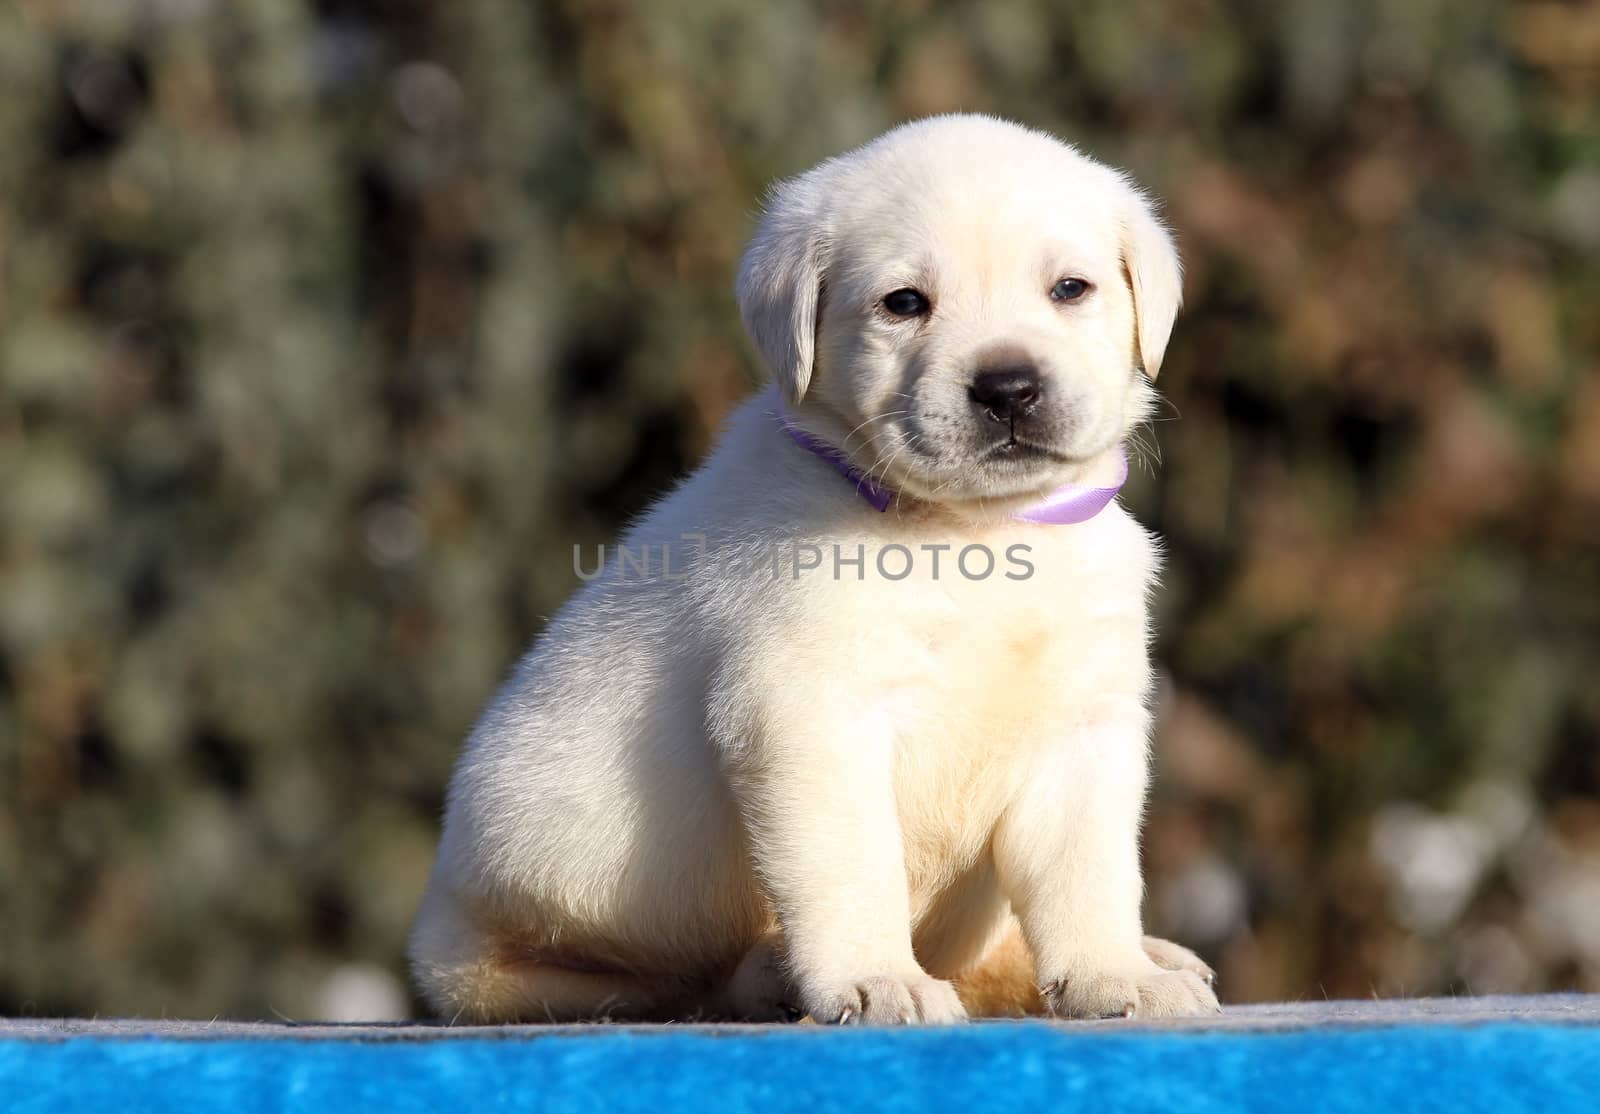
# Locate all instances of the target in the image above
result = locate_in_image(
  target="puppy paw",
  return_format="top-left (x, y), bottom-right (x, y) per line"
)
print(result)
top-left (804, 972), bottom-right (967, 1025)
top-left (715, 934), bottom-right (803, 1022)
top-left (1042, 963), bottom-right (1220, 1020)
top-left (1141, 935), bottom-right (1216, 987)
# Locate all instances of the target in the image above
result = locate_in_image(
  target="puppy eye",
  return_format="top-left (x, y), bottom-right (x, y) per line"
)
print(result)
top-left (1051, 278), bottom-right (1090, 303)
top-left (882, 288), bottom-right (930, 317)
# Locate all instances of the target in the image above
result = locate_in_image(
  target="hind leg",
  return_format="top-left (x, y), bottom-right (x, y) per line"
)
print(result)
top-left (702, 929), bottom-right (804, 1021)
top-left (409, 889), bottom-right (690, 1023)
top-left (1141, 934), bottom-right (1217, 986)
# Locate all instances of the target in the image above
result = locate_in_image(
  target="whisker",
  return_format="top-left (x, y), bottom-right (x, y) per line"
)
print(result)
top-left (866, 438), bottom-right (910, 488)
top-left (838, 409), bottom-right (909, 456)
top-left (1125, 430), bottom-right (1158, 477)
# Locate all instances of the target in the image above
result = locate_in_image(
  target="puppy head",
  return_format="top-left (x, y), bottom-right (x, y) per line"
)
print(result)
top-left (737, 115), bottom-right (1181, 506)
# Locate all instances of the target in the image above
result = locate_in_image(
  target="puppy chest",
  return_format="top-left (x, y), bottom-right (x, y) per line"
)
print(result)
top-left (872, 586), bottom-right (1148, 844)
top-left (875, 559), bottom-right (1150, 715)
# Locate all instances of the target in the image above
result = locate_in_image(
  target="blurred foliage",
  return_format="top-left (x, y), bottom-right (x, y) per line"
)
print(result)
top-left (1, 0), bottom-right (1597, 1020)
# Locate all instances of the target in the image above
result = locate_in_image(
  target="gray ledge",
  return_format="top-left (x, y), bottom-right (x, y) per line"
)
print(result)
top-left (4, 995), bottom-right (1599, 1041)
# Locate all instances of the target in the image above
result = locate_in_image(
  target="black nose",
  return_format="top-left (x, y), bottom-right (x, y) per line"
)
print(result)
top-left (969, 366), bottom-right (1043, 422)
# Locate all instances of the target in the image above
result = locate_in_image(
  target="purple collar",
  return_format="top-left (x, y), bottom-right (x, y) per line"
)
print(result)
top-left (777, 416), bottom-right (1128, 525)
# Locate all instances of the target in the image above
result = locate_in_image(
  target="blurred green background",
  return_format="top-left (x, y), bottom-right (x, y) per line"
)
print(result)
top-left (2, 0), bottom-right (1597, 1021)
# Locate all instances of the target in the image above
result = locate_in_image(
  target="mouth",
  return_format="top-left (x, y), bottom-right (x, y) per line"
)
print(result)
top-left (981, 436), bottom-right (1074, 464)
top-left (875, 417), bottom-right (1082, 499)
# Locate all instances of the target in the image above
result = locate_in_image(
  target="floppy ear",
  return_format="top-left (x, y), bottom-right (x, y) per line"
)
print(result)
top-left (1119, 186), bottom-right (1183, 379)
top-left (736, 177), bottom-right (828, 405)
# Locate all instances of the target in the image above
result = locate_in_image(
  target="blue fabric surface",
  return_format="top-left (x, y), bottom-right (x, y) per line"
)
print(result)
top-left (2, 1023), bottom-right (1595, 1113)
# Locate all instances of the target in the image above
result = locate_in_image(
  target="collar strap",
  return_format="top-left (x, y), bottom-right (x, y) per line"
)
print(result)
top-left (777, 415), bottom-right (1127, 525)
top-left (778, 419), bottom-right (895, 511)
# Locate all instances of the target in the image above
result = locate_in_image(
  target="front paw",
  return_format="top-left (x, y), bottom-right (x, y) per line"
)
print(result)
top-left (803, 972), bottom-right (967, 1025)
top-left (1042, 961), bottom-right (1220, 1020)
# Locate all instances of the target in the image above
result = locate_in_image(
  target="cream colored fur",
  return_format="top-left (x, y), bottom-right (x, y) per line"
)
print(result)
top-left (410, 115), bottom-right (1219, 1024)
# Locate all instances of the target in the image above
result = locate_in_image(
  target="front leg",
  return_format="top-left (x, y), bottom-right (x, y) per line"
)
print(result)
top-left (993, 705), bottom-right (1219, 1019)
top-left (716, 690), bottom-right (965, 1025)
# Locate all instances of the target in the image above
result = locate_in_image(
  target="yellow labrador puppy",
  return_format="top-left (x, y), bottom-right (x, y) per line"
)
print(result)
top-left (410, 114), bottom-right (1220, 1024)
